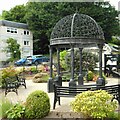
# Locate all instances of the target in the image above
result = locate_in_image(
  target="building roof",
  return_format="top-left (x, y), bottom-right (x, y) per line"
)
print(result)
top-left (0, 20), bottom-right (28, 29)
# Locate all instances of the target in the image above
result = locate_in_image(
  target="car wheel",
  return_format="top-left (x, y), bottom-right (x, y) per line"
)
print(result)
top-left (34, 61), bottom-right (39, 66)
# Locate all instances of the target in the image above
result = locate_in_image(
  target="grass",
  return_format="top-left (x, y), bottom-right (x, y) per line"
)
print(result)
top-left (0, 97), bottom-right (13, 118)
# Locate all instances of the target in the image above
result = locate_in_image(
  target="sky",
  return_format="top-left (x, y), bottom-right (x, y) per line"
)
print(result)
top-left (0, 0), bottom-right (28, 14)
top-left (0, 0), bottom-right (119, 15)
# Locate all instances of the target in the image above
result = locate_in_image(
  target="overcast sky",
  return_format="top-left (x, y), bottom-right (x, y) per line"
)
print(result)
top-left (0, 0), bottom-right (28, 14)
top-left (0, 0), bottom-right (119, 15)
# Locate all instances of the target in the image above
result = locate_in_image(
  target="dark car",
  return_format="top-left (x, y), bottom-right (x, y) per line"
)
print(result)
top-left (27, 55), bottom-right (49, 65)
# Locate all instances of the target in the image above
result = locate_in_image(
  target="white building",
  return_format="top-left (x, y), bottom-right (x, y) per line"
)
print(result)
top-left (0, 20), bottom-right (33, 61)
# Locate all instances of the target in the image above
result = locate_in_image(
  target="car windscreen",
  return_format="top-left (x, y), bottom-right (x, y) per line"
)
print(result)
top-left (17, 58), bottom-right (25, 62)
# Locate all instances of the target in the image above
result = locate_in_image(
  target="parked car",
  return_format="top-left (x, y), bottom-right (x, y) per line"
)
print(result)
top-left (15, 55), bottom-right (49, 66)
top-left (14, 58), bottom-right (32, 66)
top-left (27, 55), bottom-right (49, 65)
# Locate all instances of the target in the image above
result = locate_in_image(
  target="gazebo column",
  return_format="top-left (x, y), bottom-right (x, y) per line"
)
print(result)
top-left (69, 47), bottom-right (76, 87)
top-left (56, 47), bottom-right (62, 86)
top-left (78, 48), bottom-right (83, 85)
top-left (48, 46), bottom-right (54, 92)
top-left (96, 44), bottom-right (105, 86)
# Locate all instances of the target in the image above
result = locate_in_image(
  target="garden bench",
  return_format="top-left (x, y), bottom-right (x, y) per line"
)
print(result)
top-left (4, 73), bottom-right (26, 96)
top-left (4, 76), bottom-right (18, 96)
top-left (17, 73), bottom-right (26, 88)
top-left (96, 84), bottom-right (120, 103)
top-left (112, 71), bottom-right (120, 78)
top-left (53, 84), bottom-right (120, 109)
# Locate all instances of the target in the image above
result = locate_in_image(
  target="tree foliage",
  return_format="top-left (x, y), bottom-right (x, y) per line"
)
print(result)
top-left (0, 14), bottom-right (3, 20)
top-left (24, 2), bottom-right (120, 41)
top-left (6, 38), bottom-right (21, 62)
top-left (2, 2), bottom-right (119, 54)
top-left (2, 5), bottom-right (26, 23)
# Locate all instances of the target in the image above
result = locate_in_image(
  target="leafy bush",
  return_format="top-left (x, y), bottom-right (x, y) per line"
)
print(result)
top-left (0, 71), bottom-right (2, 87)
top-left (15, 67), bottom-right (24, 74)
top-left (108, 112), bottom-right (120, 119)
top-left (87, 71), bottom-right (94, 81)
top-left (60, 50), bottom-right (68, 70)
top-left (0, 97), bottom-right (13, 118)
top-left (60, 49), bottom-right (98, 72)
top-left (1, 66), bottom-right (19, 87)
top-left (25, 90), bottom-right (50, 119)
top-left (2, 66), bottom-right (18, 79)
top-left (6, 103), bottom-right (25, 119)
top-left (110, 37), bottom-right (120, 45)
top-left (30, 66), bottom-right (37, 73)
top-left (70, 90), bottom-right (117, 119)
top-left (62, 73), bottom-right (71, 81)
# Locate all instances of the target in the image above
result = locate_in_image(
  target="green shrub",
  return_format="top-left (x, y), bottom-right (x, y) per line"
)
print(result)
top-left (62, 73), bottom-right (71, 81)
top-left (110, 37), bottom-right (120, 45)
top-left (70, 90), bottom-right (117, 119)
top-left (60, 50), bottom-right (68, 70)
top-left (0, 71), bottom-right (2, 87)
top-left (6, 103), bottom-right (25, 119)
top-left (60, 49), bottom-right (98, 72)
top-left (25, 90), bottom-right (50, 119)
top-left (87, 71), bottom-right (94, 81)
top-left (0, 97), bottom-right (13, 118)
top-left (30, 66), bottom-right (37, 73)
top-left (108, 112), bottom-right (120, 119)
top-left (1, 66), bottom-right (19, 87)
top-left (2, 66), bottom-right (18, 79)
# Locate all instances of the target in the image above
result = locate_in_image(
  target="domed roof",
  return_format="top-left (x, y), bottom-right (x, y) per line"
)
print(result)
top-left (50, 13), bottom-right (104, 47)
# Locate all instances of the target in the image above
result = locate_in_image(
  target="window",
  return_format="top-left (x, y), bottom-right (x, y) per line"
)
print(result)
top-left (24, 41), bottom-right (29, 46)
top-left (24, 30), bottom-right (29, 35)
top-left (24, 31), bottom-right (26, 35)
top-left (7, 27), bottom-right (17, 33)
top-left (7, 28), bottom-right (10, 32)
top-left (27, 31), bottom-right (29, 35)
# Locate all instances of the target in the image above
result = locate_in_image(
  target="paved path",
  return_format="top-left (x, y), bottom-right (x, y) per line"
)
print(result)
top-left (1, 81), bottom-right (74, 111)
top-left (0, 77), bottom-right (119, 113)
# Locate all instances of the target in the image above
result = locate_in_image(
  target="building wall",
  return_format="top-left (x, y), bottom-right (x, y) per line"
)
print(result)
top-left (0, 24), bottom-right (33, 61)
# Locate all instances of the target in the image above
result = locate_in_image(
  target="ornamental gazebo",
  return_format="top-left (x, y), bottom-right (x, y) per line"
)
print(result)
top-left (48, 13), bottom-right (105, 92)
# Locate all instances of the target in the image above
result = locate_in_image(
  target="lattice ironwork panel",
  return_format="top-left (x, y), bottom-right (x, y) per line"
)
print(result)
top-left (51, 13), bottom-right (104, 41)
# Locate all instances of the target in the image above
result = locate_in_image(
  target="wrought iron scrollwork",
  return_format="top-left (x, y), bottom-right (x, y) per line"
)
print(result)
top-left (51, 13), bottom-right (104, 43)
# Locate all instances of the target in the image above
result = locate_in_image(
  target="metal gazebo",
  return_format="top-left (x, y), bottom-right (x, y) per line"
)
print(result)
top-left (48, 13), bottom-right (105, 92)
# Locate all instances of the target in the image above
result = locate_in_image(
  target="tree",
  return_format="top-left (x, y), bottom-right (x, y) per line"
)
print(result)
top-left (2, 5), bottom-right (26, 23)
top-left (25, 2), bottom-right (60, 54)
top-left (0, 14), bottom-right (3, 20)
top-left (92, 2), bottom-right (120, 41)
top-left (6, 38), bottom-right (21, 62)
top-left (25, 2), bottom-right (119, 54)
top-left (2, 2), bottom-right (119, 54)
